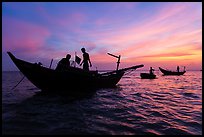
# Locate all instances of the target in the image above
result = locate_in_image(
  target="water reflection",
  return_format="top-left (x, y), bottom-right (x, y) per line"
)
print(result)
top-left (2, 71), bottom-right (202, 135)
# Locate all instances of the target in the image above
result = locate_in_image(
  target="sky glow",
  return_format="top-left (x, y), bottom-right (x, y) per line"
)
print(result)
top-left (2, 2), bottom-right (202, 71)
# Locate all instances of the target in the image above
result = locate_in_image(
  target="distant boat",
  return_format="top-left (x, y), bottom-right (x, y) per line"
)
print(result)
top-left (7, 52), bottom-right (144, 92)
top-left (140, 73), bottom-right (156, 79)
top-left (159, 67), bottom-right (186, 76)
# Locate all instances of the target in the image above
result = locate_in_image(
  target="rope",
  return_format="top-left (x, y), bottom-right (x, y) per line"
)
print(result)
top-left (11, 76), bottom-right (25, 90)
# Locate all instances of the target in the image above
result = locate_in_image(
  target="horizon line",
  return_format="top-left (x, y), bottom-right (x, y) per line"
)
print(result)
top-left (2, 69), bottom-right (202, 72)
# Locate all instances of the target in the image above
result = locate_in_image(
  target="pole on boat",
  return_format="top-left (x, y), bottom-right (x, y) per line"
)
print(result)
top-left (107, 53), bottom-right (121, 71)
top-left (49, 59), bottom-right (53, 69)
top-left (74, 52), bottom-right (76, 68)
top-left (116, 55), bottom-right (121, 71)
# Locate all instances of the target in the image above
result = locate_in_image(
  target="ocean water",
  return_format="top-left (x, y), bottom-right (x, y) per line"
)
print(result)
top-left (2, 71), bottom-right (202, 135)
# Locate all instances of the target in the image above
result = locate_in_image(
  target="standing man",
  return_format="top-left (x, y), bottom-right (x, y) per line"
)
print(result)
top-left (80, 48), bottom-right (92, 71)
top-left (149, 67), bottom-right (155, 75)
top-left (177, 66), bottom-right (180, 72)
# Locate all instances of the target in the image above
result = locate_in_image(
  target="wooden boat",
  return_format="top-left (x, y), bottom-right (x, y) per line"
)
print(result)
top-left (159, 67), bottom-right (186, 76)
top-left (140, 73), bottom-right (156, 79)
top-left (7, 52), bottom-right (144, 92)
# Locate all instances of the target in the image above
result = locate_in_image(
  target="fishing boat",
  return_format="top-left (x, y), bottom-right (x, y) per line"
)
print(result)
top-left (140, 73), bottom-right (156, 79)
top-left (7, 52), bottom-right (144, 92)
top-left (159, 67), bottom-right (186, 76)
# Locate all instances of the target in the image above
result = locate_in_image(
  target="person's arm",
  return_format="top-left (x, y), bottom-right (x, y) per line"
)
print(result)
top-left (89, 59), bottom-right (92, 67)
top-left (80, 60), bottom-right (83, 66)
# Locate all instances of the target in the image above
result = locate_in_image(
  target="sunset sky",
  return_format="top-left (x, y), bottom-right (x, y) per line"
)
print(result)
top-left (2, 2), bottom-right (202, 71)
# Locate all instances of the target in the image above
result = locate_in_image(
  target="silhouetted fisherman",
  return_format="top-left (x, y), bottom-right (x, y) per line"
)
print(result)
top-left (177, 66), bottom-right (180, 72)
top-left (56, 54), bottom-right (71, 71)
top-left (80, 48), bottom-right (92, 71)
top-left (149, 67), bottom-right (155, 75)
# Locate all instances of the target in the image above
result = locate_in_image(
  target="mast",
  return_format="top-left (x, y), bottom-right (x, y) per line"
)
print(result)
top-left (107, 53), bottom-right (121, 71)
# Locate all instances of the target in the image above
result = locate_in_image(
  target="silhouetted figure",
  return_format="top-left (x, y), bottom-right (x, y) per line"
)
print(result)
top-left (177, 66), bottom-right (180, 72)
top-left (56, 54), bottom-right (71, 71)
top-left (149, 67), bottom-right (155, 75)
top-left (80, 48), bottom-right (92, 71)
top-left (183, 66), bottom-right (186, 71)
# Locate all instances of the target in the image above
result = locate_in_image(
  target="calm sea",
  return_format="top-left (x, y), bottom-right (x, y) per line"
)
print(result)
top-left (2, 70), bottom-right (202, 135)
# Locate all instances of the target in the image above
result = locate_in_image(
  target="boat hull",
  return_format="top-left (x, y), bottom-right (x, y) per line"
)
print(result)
top-left (7, 52), bottom-right (144, 92)
top-left (140, 73), bottom-right (156, 79)
top-left (159, 67), bottom-right (186, 76)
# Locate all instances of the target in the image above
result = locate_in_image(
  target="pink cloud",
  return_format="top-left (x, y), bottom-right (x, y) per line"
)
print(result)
top-left (94, 18), bottom-right (110, 27)
top-left (77, 41), bottom-right (97, 50)
top-left (116, 28), bottom-right (202, 59)
top-left (2, 17), bottom-right (50, 54)
top-left (35, 6), bottom-right (87, 33)
top-left (89, 3), bottom-right (200, 45)
top-left (57, 12), bottom-right (87, 28)
top-left (90, 3), bottom-right (201, 59)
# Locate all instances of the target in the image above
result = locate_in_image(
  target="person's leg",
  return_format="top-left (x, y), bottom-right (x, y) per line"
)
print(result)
top-left (83, 62), bottom-right (89, 71)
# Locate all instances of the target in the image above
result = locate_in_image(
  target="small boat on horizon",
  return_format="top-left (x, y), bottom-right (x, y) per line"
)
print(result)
top-left (159, 67), bottom-right (186, 76)
top-left (7, 52), bottom-right (144, 93)
top-left (140, 73), bottom-right (156, 79)
top-left (140, 67), bottom-right (156, 79)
